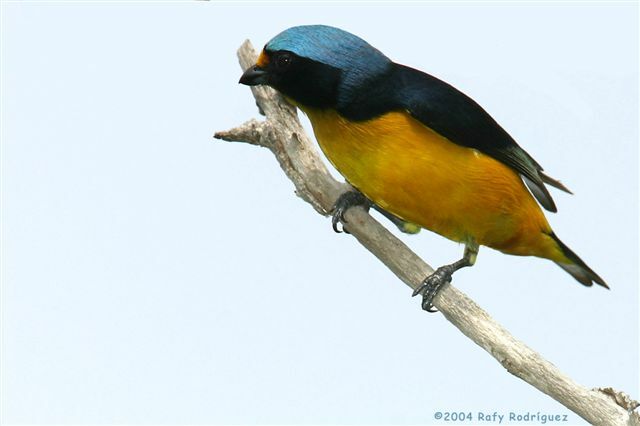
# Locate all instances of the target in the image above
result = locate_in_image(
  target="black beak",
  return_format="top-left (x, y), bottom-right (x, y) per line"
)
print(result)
top-left (239, 65), bottom-right (267, 86)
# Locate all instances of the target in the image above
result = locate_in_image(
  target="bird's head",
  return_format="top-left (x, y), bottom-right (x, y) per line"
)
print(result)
top-left (239, 25), bottom-right (391, 109)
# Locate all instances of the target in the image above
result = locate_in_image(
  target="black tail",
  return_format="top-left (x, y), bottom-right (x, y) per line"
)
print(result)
top-left (550, 232), bottom-right (608, 288)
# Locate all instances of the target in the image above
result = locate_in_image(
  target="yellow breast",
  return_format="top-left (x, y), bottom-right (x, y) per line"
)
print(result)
top-left (300, 107), bottom-right (553, 255)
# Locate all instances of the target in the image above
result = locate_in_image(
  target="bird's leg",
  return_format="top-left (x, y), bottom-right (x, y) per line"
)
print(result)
top-left (412, 242), bottom-right (479, 312)
top-left (331, 189), bottom-right (372, 233)
top-left (331, 190), bottom-right (421, 235)
top-left (372, 205), bottom-right (421, 235)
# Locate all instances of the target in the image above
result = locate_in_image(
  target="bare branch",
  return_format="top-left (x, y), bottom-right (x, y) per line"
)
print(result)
top-left (215, 40), bottom-right (639, 426)
top-left (213, 119), bottom-right (265, 147)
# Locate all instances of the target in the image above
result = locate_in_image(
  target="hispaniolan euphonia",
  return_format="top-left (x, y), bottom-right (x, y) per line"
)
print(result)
top-left (239, 25), bottom-right (607, 310)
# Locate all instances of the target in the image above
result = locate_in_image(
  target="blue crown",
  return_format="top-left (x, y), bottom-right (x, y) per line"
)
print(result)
top-left (265, 25), bottom-right (391, 93)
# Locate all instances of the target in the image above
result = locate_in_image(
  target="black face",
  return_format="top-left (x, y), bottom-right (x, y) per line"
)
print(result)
top-left (239, 50), bottom-right (342, 109)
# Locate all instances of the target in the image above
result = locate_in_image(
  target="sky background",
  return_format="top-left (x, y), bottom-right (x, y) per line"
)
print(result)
top-left (1, 2), bottom-right (638, 425)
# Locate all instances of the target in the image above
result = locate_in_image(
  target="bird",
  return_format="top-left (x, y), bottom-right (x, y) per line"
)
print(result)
top-left (238, 24), bottom-right (607, 310)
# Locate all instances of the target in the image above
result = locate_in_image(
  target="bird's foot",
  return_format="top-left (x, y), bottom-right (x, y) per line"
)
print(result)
top-left (331, 190), bottom-right (370, 233)
top-left (412, 265), bottom-right (454, 312)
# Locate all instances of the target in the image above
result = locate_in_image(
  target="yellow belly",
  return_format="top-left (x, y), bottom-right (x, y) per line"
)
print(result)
top-left (301, 107), bottom-right (560, 259)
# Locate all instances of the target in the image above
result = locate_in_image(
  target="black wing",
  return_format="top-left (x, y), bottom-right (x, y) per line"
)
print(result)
top-left (395, 64), bottom-right (572, 212)
top-left (338, 63), bottom-right (570, 212)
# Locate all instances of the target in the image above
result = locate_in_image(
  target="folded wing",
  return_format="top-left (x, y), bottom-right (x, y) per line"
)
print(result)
top-left (393, 64), bottom-right (570, 212)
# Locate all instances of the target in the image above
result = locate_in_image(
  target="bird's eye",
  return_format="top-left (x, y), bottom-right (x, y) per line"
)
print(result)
top-left (276, 53), bottom-right (292, 69)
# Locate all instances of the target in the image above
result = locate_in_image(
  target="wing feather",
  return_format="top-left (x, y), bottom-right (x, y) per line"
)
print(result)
top-left (392, 64), bottom-right (567, 212)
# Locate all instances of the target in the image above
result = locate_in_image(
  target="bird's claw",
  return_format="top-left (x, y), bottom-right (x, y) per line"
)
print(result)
top-left (331, 191), bottom-right (370, 233)
top-left (412, 266), bottom-right (454, 312)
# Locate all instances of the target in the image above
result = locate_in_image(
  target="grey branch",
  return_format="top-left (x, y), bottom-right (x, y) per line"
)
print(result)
top-left (214, 40), bottom-right (639, 426)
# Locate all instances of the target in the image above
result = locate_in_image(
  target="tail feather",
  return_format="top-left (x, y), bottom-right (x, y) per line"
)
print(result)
top-left (550, 232), bottom-right (608, 288)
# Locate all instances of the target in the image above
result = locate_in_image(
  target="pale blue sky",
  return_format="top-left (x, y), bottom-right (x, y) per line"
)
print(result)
top-left (1, 2), bottom-right (638, 425)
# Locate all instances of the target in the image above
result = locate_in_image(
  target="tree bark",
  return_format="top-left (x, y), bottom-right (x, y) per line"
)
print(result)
top-left (214, 40), bottom-right (639, 426)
